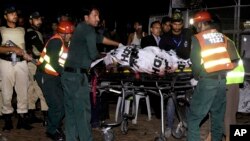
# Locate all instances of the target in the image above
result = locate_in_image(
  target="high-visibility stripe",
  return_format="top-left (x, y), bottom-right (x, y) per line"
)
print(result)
top-left (203, 58), bottom-right (231, 69)
top-left (201, 47), bottom-right (227, 57)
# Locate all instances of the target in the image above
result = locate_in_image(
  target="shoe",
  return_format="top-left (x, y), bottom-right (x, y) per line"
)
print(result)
top-left (28, 110), bottom-right (43, 124)
top-left (2, 114), bottom-right (13, 131)
top-left (164, 127), bottom-right (172, 138)
top-left (46, 130), bottom-right (64, 141)
top-left (16, 114), bottom-right (33, 130)
top-left (42, 111), bottom-right (48, 127)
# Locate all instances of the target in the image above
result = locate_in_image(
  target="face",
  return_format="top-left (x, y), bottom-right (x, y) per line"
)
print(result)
top-left (171, 21), bottom-right (183, 34)
top-left (30, 17), bottom-right (42, 28)
top-left (85, 9), bottom-right (100, 27)
top-left (134, 22), bottom-right (142, 31)
top-left (18, 17), bottom-right (25, 26)
top-left (194, 22), bottom-right (202, 33)
top-left (51, 22), bottom-right (58, 31)
top-left (162, 21), bottom-right (171, 33)
top-left (150, 22), bottom-right (161, 36)
top-left (4, 12), bottom-right (18, 23)
top-left (64, 33), bottom-right (72, 43)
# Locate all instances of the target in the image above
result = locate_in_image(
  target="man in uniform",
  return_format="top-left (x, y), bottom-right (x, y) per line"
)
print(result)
top-left (0, 6), bottom-right (32, 131)
top-left (25, 11), bottom-right (48, 126)
top-left (187, 11), bottom-right (240, 141)
top-left (61, 6), bottom-right (121, 141)
top-left (36, 21), bottom-right (74, 141)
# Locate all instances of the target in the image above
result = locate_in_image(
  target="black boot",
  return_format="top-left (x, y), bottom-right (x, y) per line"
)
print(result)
top-left (42, 111), bottom-right (48, 127)
top-left (28, 109), bottom-right (43, 124)
top-left (16, 114), bottom-right (33, 130)
top-left (2, 114), bottom-right (13, 131)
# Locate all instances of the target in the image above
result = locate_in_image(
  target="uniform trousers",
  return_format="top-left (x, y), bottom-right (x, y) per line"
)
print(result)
top-left (27, 62), bottom-right (48, 111)
top-left (187, 77), bottom-right (226, 141)
top-left (0, 59), bottom-right (29, 114)
top-left (35, 71), bottom-right (64, 134)
top-left (61, 71), bottom-right (92, 141)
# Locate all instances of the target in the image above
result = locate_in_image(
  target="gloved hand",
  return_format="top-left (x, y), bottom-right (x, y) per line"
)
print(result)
top-left (118, 43), bottom-right (124, 48)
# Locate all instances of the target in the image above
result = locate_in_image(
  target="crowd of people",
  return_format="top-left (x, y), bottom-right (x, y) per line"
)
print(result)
top-left (0, 4), bottom-right (245, 141)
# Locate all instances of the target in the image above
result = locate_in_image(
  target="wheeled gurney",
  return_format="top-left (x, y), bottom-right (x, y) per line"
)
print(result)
top-left (91, 66), bottom-right (194, 141)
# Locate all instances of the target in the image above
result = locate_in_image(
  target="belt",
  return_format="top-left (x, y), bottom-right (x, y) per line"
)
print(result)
top-left (201, 74), bottom-right (226, 80)
top-left (0, 54), bottom-right (23, 62)
top-left (64, 67), bottom-right (88, 74)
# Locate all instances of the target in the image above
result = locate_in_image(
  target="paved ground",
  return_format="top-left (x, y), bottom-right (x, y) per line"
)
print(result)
top-left (0, 104), bottom-right (249, 141)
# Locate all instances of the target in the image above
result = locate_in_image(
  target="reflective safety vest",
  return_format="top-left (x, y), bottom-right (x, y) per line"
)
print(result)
top-left (37, 34), bottom-right (68, 76)
top-left (195, 29), bottom-right (235, 73)
top-left (226, 59), bottom-right (245, 84)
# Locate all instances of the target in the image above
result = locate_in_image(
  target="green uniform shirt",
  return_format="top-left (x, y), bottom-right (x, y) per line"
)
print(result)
top-left (65, 22), bottom-right (104, 69)
top-left (190, 29), bottom-right (239, 80)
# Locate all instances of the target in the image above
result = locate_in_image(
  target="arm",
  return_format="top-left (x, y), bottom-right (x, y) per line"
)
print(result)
top-left (190, 37), bottom-right (202, 80)
top-left (127, 33), bottom-right (133, 45)
top-left (0, 46), bottom-right (24, 55)
top-left (102, 37), bottom-right (120, 47)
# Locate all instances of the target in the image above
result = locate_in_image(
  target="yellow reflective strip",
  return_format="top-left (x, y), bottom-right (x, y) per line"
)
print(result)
top-left (238, 59), bottom-right (243, 65)
top-left (59, 48), bottom-right (63, 56)
top-left (201, 47), bottom-right (227, 57)
top-left (39, 58), bottom-right (44, 63)
top-left (44, 55), bottom-right (50, 63)
top-left (61, 53), bottom-right (68, 59)
top-left (227, 72), bottom-right (245, 77)
top-left (204, 58), bottom-right (231, 69)
top-left (45, 64), bottom-right (56, 72)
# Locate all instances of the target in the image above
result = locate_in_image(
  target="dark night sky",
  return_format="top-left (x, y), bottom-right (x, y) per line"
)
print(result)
top-left (1, 0), bottom-right (250, 26)
top-left (1, 0), bottom-right (250, 19)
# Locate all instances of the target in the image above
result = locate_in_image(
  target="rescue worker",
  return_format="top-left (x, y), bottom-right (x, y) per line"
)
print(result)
top-left (0, 6), bottom-right (32, 131)
top-left (25, 11), bottom-right (48, 126)
top-left (187, 11), bottom-right (240, 141)
top-left (203, 13), bottom-right (245, 141)
top-left (61, 6), bottom-right (121, 141)
top-left (35, 21), bottom-right (74, 141)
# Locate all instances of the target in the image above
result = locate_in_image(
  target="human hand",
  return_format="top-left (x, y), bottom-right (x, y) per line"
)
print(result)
top-left (12, 47), bottom-right (24, 56)
top-left (118, 43), bottom-right (124, 48)
top-left (23, 53), bottom-right (33, 61)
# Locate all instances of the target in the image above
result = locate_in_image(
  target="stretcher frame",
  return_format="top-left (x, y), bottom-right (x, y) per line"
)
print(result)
top-left (91, 67), bottom-right (194, 141)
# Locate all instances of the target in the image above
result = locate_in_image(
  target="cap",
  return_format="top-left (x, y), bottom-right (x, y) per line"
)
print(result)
top-left (4, 6), bottom-right (16, 15)
top-left (171, 10), bottom-right (183, 23)
top-left (30, 12), bottom-right (41, 19)
top-left (161, 16), bottom-right (171, 24)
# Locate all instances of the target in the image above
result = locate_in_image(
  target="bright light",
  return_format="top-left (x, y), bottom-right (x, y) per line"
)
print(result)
top-left (243, 37), bottom-right (247, 42)
top-left (189, 18), bottom-right (194, 25)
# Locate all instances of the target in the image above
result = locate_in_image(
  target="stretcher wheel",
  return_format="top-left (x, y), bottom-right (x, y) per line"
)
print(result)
top-left (103, 129), bottom-right (114, 141)
top-left (154, 135), bottom-right (166, 141)
top-left (121, 120), bottom-right (128, 134)
top-left (172, 122), bottom-right (186, 139)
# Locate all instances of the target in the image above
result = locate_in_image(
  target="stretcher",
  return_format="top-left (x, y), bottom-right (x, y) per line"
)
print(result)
top-left (91, 65), bottom-right (194, 141)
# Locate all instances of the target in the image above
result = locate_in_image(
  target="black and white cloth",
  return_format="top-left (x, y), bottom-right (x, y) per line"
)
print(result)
top-left (91, 45), bottom-right (192, 75)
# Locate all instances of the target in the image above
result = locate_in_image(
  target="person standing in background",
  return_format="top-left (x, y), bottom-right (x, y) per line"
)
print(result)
top-left (25, 11), bottom-right (48, 126)
top-left (127, 21), bottom-right (147, 48)
top-left (159, 10), bottom-right (193, 137)
top-left (161, 16), bottom-right (171, 36)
